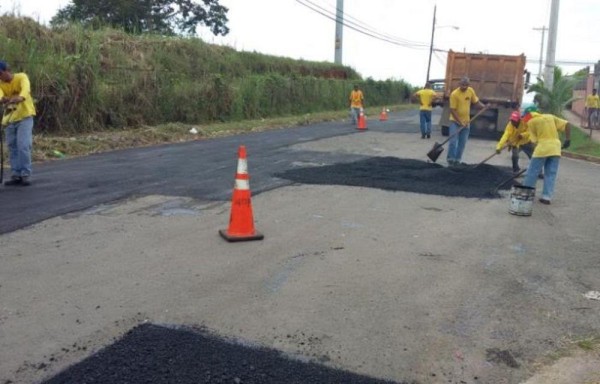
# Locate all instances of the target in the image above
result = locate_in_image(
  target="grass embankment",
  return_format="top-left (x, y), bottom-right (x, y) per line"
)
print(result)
top-left (564, 125), bottom-right (600, 158)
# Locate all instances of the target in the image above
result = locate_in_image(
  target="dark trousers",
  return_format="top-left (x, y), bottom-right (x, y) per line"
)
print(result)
top-left (511, 143), bottom-right (534, 172)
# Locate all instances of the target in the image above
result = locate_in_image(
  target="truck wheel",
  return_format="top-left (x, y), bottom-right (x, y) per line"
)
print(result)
top-left (441, 126), bottom-right (449, 136)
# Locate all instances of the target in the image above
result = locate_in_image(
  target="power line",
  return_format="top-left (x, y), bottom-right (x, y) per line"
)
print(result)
top-left (314, 0), bottom-right (427, 46)
top-left (295, 0), bottom-right (429, 50)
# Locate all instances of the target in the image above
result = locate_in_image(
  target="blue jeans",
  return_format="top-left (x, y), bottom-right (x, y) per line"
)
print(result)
top-left (351, 107), bottom-right (361, 124)
top-left (5, 117), bottom-right (33, 177)
top-left (446, 121), bottom-right (470, 163)
top-left (523, 156), bottom-right (560, 200)
top-left (419, 110), bottom-right (432, 137)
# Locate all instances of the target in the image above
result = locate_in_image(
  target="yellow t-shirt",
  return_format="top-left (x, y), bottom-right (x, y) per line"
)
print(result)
top-left (585, 94), bottom-right (600, 108)
top-left (415, 89), bottom-right (436, 111)
top-left (526, 113), bottom-right (568, 158)
top-left (0, 73), bottom-right (36, 125)
top-left (349, 90), bottom-right (364, 108)
top-left (496, 121), bottom-right (531, 150)
top-left (449, 87), bottom-right (479, 123)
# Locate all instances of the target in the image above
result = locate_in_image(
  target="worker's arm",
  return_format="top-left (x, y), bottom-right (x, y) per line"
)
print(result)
top-left (449, 108), bottom-right (464, 126)
top-left (562, 124), bottom-right (571, 149)
top-left (496, 124), bottom-right (511, 152)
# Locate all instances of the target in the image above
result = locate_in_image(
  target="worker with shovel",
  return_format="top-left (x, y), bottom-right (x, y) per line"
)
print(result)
top-left (0, 60), bottom-right (36, 186)
top-left (496, 110), bottom-right (542, 177)
top-left (520, 106), bottom-right (570, 205)
top-left (447, 76), bottom-right (487, 166)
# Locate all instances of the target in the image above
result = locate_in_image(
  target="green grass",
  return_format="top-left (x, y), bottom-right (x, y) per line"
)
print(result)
top-left (564, 125), bottom-right (600, 158)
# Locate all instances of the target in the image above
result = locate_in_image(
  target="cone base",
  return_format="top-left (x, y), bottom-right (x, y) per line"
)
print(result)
top-left (219, 229), bottom-right (264, 242)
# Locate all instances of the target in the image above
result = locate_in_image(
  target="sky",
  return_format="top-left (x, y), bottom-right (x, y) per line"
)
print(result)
top-left (4, 0), bottom-right (600, 87)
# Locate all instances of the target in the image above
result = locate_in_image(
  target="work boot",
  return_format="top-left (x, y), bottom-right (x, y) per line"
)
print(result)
top-left (538, 198), bottom-right (551, 205)
top-left (20, 176), bottom-right (31, 186)
top-left (4, 176), bottom-right (22, 186)
top-left (427, 134), bottom-right (431, 139)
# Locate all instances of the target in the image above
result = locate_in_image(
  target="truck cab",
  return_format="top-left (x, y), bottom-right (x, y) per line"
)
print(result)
top-left (429, 79), bottom-right (445, 107)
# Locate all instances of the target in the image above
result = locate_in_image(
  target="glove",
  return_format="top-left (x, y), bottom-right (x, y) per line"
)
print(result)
top-left (562, 140), bottom-right (571, 149)
top-left (495, 149), bottom-right (501, 155)
top-left (507, 145), bottom-right (513, 152)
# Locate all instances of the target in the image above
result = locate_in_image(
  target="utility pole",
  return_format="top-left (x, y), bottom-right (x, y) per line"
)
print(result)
top-left (426, 5), bottom-right (436, 83)
top-left (544, 0), bottom-right (560, 90)
top-left (334, 0), bottom-right (344, 64)
top-left (533, 26), bottom-right (547, 79)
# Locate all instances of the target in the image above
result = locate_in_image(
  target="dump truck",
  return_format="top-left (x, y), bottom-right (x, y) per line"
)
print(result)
top-left (439, 50), bottom-right (528, 140)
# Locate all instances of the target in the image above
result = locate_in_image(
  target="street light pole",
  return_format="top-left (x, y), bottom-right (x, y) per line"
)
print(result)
top-left (426, 5), bottom-right (437, 83)
top-left (334, 0), bottom-right (344, 64)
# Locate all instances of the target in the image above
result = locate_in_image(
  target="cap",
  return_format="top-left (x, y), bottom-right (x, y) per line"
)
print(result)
top-left (0, 60), bottom-right (7, 72)
top-left (521, 105), bottom-right (538, 118)
top-left (459, 76), bottom-right (470, 86)
top-left (510, 111), bottom-right (520, 122)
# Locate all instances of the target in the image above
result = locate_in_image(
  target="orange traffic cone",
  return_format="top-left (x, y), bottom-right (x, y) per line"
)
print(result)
top-left (356, 110), bottom-right (367, 131)
top-left (379, 108), bottom-right (388, 121)
top-left (219, 145), bottom-right (264, 242)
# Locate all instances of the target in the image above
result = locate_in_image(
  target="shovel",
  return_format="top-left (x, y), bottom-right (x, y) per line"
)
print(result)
top-left (471, 144), bottom-right (508, 170)
top-left (490, 168), bottom-right (527, 194)
top-left (0, 107), bottom-right (5, 184)
top-left (426, 107), bottom-right (489, 163)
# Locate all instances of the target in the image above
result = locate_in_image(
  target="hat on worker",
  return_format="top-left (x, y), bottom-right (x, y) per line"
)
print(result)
top-left (521, 105), bottom-right (539, 122)
top-left (510, 111), bottom-right (520, 122)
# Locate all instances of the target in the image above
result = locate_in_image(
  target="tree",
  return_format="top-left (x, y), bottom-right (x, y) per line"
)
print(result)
top-left (527, 66), bottom-right (585, 115)
top-left (50, 0), bottom-right (229, 36)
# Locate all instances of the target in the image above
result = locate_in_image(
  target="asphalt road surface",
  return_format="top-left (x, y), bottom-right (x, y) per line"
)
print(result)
top-left (2, 110), bottom-right (599, 384)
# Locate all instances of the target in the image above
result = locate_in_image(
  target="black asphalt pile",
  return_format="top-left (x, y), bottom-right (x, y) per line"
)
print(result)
top-left (43, 323), bottom-right (404, 384)
top-left (276, 157), bottom-right (514, 198)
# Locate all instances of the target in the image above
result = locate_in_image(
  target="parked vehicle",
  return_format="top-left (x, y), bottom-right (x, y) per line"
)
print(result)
top-left (429, 79), bottom-right (445, 107)
top-left (438, 50), bottom-right (528, 140)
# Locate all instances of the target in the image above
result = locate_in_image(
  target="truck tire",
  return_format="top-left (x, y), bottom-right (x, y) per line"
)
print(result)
top-left (441, 126), bottom-right (449, 136)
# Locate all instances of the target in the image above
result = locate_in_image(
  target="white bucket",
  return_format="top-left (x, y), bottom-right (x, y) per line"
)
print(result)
top-left (508, 185), bottom-right (535, 216)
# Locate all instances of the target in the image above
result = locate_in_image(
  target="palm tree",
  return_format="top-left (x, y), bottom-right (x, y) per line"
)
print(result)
top-left (526, 66), bottom-right (585, 116)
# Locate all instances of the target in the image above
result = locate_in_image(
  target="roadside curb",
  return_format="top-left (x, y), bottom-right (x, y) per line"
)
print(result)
top-left (563, 151), bottom-right (600, 164)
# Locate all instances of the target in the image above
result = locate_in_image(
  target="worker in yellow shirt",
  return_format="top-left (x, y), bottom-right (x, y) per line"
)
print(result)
top-left (447, 76), bottom-right (488, 166)
top-left (349, 85), bottom-right (364, 125)
top-left (521, 105), bottom-right (571, 205)
top-left (585, 88), bottom-right (599, 128)
top-left (0, 60), bottom-right (36, 186)
top-left (496, 110), bottom-right (540, 176)
top-left (413, 82), bottom-right (437, 139)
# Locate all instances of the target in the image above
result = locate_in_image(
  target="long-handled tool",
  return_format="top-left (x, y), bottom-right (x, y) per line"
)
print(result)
top-left (0, 107), bottom-right (5, 184)
top-left (490, 168), bottom-right (527, 194)
top-left (426, 106), bottom-right (490, 163)
top-left (471, 144), bottom-right (508, 170)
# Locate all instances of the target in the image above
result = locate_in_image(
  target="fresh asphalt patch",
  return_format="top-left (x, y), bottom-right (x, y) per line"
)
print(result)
top-left (275, 157), bottom-right (515, 198)
top-left (42, 323), bottom-right (406, 384)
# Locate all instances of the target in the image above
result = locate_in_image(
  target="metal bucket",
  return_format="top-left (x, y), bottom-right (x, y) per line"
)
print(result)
top-left (508, 185), bottom-right (535, 216)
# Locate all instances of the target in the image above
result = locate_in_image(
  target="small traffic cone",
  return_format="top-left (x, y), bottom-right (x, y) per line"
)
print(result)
top-left (219, 145), bottom-right (264, 242)
top-left (356, 110), bottom-right (367, 131)
top-left (379, 108), bottom-right (388, 121)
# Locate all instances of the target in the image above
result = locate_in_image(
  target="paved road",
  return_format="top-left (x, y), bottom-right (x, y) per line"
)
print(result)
top-left (0, 111), bottom-right (420, 234)
top-left (2, 109), bottom-right (599, 384)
